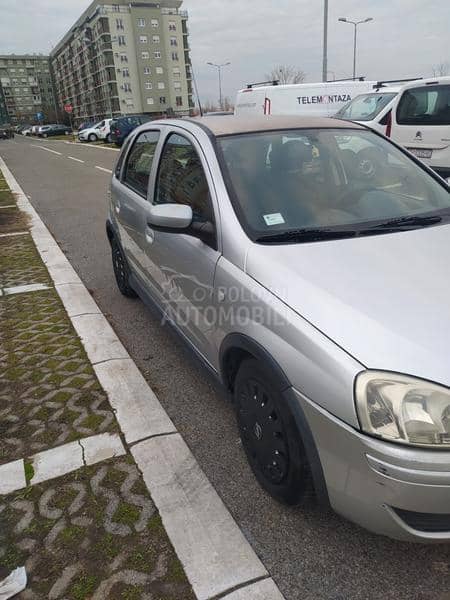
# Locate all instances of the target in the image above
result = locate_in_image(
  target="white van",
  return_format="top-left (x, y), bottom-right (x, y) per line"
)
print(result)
top-left (390, 77), bottom-right (450, 179)
top-left (235, 80), bottom-right (377, 118)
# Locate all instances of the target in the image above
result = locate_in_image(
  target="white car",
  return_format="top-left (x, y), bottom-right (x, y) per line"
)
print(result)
top-left (21, 127), bottom-right (32, 136)
top-left (78, 119), bottom-right (113, 143)
top-left (390, 76), bottom-right (450, 181)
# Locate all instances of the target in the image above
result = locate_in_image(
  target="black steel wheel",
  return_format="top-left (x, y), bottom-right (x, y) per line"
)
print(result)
top-left (234, 358), bottom-right (313, 505)
top-left (111, 238), bottom-right (138, 298)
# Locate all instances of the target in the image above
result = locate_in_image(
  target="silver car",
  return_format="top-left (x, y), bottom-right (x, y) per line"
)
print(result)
top-left (107, 115), bottom-right (450, 542)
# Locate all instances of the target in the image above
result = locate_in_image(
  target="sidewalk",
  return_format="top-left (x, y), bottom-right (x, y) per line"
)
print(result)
top-left (0, 159), bottom-right (285, 600)
top-left (0, 168), bottom-right (195, 599)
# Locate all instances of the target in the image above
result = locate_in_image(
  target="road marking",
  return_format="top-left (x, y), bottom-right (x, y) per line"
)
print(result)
top-left (95, 166), bottom-right (112, 174)
top-left (66, 141), bottom-right (120, 152)
top-left (67, 156), bottom-right (85, 163)
top-left (31, 144), bottom-right (62, 156)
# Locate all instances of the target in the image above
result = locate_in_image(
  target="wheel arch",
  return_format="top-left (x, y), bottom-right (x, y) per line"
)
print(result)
top-left (219, 332), bottom-right (330, 506)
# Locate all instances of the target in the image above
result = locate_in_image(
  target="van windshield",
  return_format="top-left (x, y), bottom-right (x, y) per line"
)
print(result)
top-left (335, 92), bottom-right (397, 121)
top-left (397, 84), bottom-right (450, 126)
top-left (217, 128), bottom-right (450, 243)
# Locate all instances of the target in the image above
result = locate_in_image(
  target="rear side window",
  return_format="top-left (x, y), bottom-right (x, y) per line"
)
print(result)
top-left (397, 85), bottom-right (450, 126)
top-left (123, 131), bottom-right (160, 197)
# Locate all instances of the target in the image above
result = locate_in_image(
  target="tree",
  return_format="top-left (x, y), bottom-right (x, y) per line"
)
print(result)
top-left (432, 62), bottom-right (450, 77)
top-left (265, 65), bottom-right (306, 85)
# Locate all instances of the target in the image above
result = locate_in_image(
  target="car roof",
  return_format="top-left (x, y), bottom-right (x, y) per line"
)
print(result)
top-left (399, 75), bottom-right (450, 90)
top-left (159, 115), bottom-right (365, 137)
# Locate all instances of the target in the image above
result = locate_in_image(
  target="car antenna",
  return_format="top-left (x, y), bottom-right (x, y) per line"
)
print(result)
top-left (190, 63), bottom-right (203, 117)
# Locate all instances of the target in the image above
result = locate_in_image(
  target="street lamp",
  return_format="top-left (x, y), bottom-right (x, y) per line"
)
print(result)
top-left (207, 61), bottom-right (231, 110)
top-left (338, 17), bottom-right (373, 79)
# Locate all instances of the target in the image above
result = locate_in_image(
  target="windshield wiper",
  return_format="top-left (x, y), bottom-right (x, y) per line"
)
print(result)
top-left (256, 228), bottom-right (356, 243)
top-left (369, 214), bottom-right (443, 230)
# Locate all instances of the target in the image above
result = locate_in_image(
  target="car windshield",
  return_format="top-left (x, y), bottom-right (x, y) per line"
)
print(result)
top-left (217, 128), bottom-right (450, 243)
top-left (335, 92), bottom-right (397, 121)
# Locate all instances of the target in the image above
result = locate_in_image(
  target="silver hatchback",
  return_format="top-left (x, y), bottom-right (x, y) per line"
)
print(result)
top-left (107, 115), bottom-right (450, 542)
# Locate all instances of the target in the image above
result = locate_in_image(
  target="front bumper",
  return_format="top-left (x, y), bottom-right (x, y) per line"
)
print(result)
top-left (293, 388), bottom-right (450, 542)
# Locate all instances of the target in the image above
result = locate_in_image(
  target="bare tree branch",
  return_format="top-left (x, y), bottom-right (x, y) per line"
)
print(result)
top-left (265, 65), bottom-right (306, 85)
top-left (432, 62), bottom-right (450, 77)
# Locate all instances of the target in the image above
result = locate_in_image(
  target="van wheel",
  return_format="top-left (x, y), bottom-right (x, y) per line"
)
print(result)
top-left (234, 358), bottom-right (313, 505)
top-left (88, 133), bottom-right (98, 142)
top-left (111, 238), bottom-right (138, 298)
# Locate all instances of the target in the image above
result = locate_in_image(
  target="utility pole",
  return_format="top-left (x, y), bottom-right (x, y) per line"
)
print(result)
top-left (322, 0), bottom-right (328, 82)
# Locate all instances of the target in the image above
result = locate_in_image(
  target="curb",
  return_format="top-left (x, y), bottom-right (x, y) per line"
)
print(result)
top-left (0, 156), bottom-right (285, 600)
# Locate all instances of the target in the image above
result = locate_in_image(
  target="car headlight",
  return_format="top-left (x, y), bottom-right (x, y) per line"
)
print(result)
top-left (355, 371), bottom-right (450, 447)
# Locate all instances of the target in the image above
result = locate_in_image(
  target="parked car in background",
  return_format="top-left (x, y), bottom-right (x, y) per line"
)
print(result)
top-left (31, 125), bottom-right (40, 136)
top-left (21, 126), bottom-right (32, 136)
top-left (38, 124), bottom-right (72, 138)
top-left (110, 114), bottom-right (153, 146)
top-left (78, 120), bottom-right (95, 132)
top-left (0, 126), bottom-right (14, 139)
top-left (78, 118), bottom-right (113, 143)
top-left (108, 115), bottom-right (450, 543)
top-left (390, 76), bottom-right (450, 180)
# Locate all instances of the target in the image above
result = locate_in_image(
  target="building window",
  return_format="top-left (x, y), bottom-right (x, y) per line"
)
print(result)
top-left (174, 81), bottom-right (181, 90)
top-left (145, 82), bottom-right (153, 90)
top-left (118, 35), bottom-right (126, 45)
top-left (171, 52), bottom-right (179, 61)
top-left (157, 82), bottom-right (165, 90)
top-left (123, 83), bottom-right (131, 92)
top-left (147, 97), bottom-right (154, 105)
top-left (140, 35), bottom-right (148, 43)
top-left (152, 35), bottom-right (160, 44)
top-left (144, 67), bottom-right (151, 75)
top-left (142, 51), bottom-right (150, 59)
top-left (112, 4), bottom-right (120, 11)
top-left (116, 18), bottom-right (124, 30)
top-left (160, 96), bottom-right (166, 104)
top-left (170, 37), bottom-right (178, 46)
top-left (156, 66), bottom-right (163, 75)
top-left (137, 18), bottom-right (146, 27)
top-left (176, 96), bottom-right (183, 107)
top-left (122, 68), bottom-right (130, 77)
top-left (173, 66), bottom-right (180, 77)
top-left (151, 19), bottom-right (159, 28)
top-left (154, 51), bottom-right (161, 59)
top-left (169, 21), bottom-right (176, 31)
top-left (120, 53), bottom-right (128, 62)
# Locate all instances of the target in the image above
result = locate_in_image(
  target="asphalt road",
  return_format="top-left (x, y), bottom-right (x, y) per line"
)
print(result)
top-left (1, 135), bottom-right (449, 600)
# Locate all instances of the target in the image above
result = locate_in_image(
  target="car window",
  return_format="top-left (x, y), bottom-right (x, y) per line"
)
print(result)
top-left (397, 85), bottom-right (450, 126)
top-left (336, 92), bottom-right (397, 122)
top-left (154, 133), bottom-right (216, 241)
top-left (123, 130), bottom-right (160, 197)
top-left (217, 128), bottom-right (450, 241)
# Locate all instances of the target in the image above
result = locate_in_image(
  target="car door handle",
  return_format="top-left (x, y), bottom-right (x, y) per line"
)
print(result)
top-left (145, 225), bottom-right (155, 244)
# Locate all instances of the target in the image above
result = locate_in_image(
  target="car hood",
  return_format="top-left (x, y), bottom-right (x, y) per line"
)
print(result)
top-left (246, 224), bottom-right (450, 387)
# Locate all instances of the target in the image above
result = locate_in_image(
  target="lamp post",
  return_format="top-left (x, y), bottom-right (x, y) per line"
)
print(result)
top-left (322, 0), bottom-right (328, 82)
top-left (338, 17), bottom-right (373, 79)
top-left (207, 61), bottom-right (230, 110)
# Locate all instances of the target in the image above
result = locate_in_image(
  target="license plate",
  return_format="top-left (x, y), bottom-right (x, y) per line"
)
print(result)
top-left (407, 147), bottom-right (433, 159)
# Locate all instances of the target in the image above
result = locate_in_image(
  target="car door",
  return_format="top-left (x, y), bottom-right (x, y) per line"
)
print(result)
top-left (144, 129), bottom-right (221, 362)
top-left (110, 129), bottom-right (161, 290)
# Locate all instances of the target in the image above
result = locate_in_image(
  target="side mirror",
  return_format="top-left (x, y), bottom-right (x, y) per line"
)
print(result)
top-left (146, 203), bottom-right (193, 231)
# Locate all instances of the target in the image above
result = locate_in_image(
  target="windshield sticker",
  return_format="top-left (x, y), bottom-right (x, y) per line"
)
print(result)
top-left (263, 213), bottom-right (285, 226)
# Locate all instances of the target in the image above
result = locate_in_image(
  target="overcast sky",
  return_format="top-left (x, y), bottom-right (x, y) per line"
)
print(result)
top-left (0, 0), bottom-right (449, 105)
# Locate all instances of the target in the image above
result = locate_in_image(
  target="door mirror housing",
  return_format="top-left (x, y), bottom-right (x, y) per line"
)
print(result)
top-left (147, 203), bottom-right (193, 231)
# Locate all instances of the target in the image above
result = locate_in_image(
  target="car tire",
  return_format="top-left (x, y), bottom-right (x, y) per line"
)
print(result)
top-left (88, 133), bottom-right (98, 142)
top-left (105, 134), bottom-right (112, 144)
top-left (111, 237), bottom-right (138, 299)
top-left (43, 133), bottom-right (48, 138)
top-left (234, 358), bottom-right (313, 505)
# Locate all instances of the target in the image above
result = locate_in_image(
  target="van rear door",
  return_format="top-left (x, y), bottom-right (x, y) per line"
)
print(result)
top-left (392, 80), bottom-right (450, 178)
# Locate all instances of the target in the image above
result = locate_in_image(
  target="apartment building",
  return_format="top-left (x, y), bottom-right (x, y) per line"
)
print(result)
top-left (51, 0), bottom-right (193, 125)
top-left (0, 55), bottom-right (55, 123)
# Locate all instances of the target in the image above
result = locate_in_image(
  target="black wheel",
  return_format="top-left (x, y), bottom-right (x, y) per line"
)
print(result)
top-left (88, 133), bottom-right (98, 142)
top-left (234, 358), bottom-right (313, 505)
top-left (105, 133), bottom-right (112, 144)
top-left (111, 238), bottom-right (138, 298)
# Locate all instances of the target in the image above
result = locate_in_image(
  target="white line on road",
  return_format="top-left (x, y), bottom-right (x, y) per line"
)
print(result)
top-left (66, 141), bottom-right (120, 152)
top-left (67, 156), bottom-right (85, 164)
top-left (31, 144), bottom-right (62, 156)
top-left (95, 166), bottom-right (112, 174)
